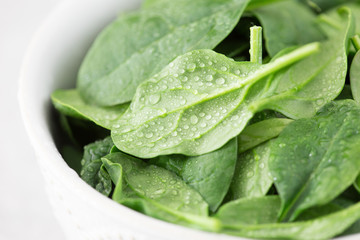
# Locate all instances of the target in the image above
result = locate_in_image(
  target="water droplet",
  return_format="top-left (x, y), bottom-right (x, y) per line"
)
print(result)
top-left (200, 122), bottom-right (207, 128)
top-left (190, 115), bottom-right (199, 124)
top-left (172, 131), bottom-right (178, 136)
top-left (221, 66), bottom-right (228, 71)
top-left (199, 112), bottom-right (205, 117)
top-left (183, 125), bottom-right (189, 129)
top-left (259, 163), bottom-right (265, 169)
top-left (199, 63), bottom-right (205, 68)
top-left (180, 99), bottom-right (187, 105)
top-left (206, 75), bottom-right (213, 81)
top-left (194, 76), bottom-right (200, 81)
top-left (187, 63), bottom-right (196, 71)
top-left (153, 189), bottom-right (165, 195)
top-left (234, 69), bottom-right (241, 75)
top-left (279, 143), bottom-right (286, 148)
top-left (246, 171), bottom-right (254, 178)
top-left (145, 133), bottom-right (154, 138)
top-left (205, 115), bottom-right (212, 120)
top-left (216, 78), bottom-right (225, 85)
top-left (149, 94), bottom-right (161, 104)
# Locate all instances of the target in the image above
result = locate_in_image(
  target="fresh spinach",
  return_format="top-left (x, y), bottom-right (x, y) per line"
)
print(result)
top-left (111, 43), bottom-right (318, 158)
top-left (269, 100), bottom-right (360, 221)
top-left (228, 141), bottom-right (273, 200)
top-left (237, 118), bottom-right (292, 153)
top-left (77, 0), bottom-right (251, 106)
top-left (52, 89), bottom-right (129, 129)
top-left (50, 0), bottom-right (360, 239)
top-left (80, 136), bottom-right (114, 196)
top-left (252, 0), bottom-right (325, 57)
top-left (101, 152), bottom-right (220, 230)
top-left (149, 138), bottom-right (238, 212)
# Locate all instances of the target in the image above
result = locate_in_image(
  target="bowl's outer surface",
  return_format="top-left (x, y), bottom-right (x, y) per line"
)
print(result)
top-left (17, 0), bottom-right (360, 240)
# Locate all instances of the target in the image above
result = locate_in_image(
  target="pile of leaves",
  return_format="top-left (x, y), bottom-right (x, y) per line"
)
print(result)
top-left (51, 0), bottom-right (360, 239)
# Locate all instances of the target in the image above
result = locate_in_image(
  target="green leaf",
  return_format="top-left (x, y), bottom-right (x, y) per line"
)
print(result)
top-left (51, 89), bottom-right (128, 129)
top-left (252, 7), bottom-right (355, 119)
top-left (269, 100), bottom-right (360, 221)
top-left (229, 141), bottom-right (273, 200)
top-left (216, 196), bottom-right (280, 226)
top-left (351, 51), bottom-right (360, 103)
top-left (252, 0), bottom-right (325, 57)
top-left (102, 153), bottom-right (221, 231)
top-left (80, 136), bottom-right (114, 196)
top-left (238, 118), bottom-right (293, 153)
top-left (149, 138), bottom-right (238, 212)
top-left (77, 0), bottom-right (251, 106)
top-left (111, 43), bottom-right (319, 158)
top-left (217, 196), bottom-right (360, 240)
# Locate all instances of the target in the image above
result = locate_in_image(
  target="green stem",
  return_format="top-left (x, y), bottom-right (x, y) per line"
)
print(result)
top-left (250, 26), bottom-right (263, 64)
top-left (352, 35), bottom-right (360, 52)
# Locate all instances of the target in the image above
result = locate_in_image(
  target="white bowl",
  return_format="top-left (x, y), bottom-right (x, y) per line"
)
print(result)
top-left (18, 0), bottom-right (360, 239)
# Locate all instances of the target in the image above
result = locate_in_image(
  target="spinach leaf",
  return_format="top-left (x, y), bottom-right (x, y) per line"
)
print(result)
top-left (269, 100), bottom-right (360, 221)
top-left (51, 89), bottom-right (129, 129)
top-left (217, 196), bottom-right (360, 240)
top-left (80, 136), bottom-right (114, 196)
top-left (351, 36), bottom-right (360, 103)
top-left (228, 141), bottom-right (273, 200)
top-left (101, 152), bottom-right (221, 230)
top-left (252, 0), bottom-right (324, 57)
top-left (77, 0), bottom-right (251, 106)
top-left (149, 138), bottom-right (238, 212)
top-left (216, 196), bottom-right (280, 226)
top-left (351, 51), bottom-right (360, 103)
top-left (303, 0), bottom-right (358, 12)
top-left (252, 8), bottom-right (354, 119)
top-left (238, 118), bottom-right (292, 153)
top-left (111, 43), bottom-right (318, 158)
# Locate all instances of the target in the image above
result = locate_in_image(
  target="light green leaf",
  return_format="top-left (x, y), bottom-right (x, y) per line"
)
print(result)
top-left (351, 51), bottom-right (360, 103)
top-left (238, 118), bottom-right (293, 153)
top-left (77, 0), bottom-right (251, 106)
top-left (51, 89), bottom-right (128, 129)
top-left (111, 43), bottom-right (318, 158)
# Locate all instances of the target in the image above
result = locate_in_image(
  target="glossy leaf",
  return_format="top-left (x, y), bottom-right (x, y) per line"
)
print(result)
top-left (112, 44), bottom-right (319, 158)
top-left (252, 0), bottom-right (324, 57)
top-left (252, 8), bottom-right (355, 119)
top-left (238, 118), bottom-right (293, 153)
top-left (80, 136), bottom-right (114, 196)
top-left (102, 153), bottom-right (221, 230)
top-left (149, 138), bottom-right (238, 212)
top-left (269, 100), bottom-right (360, 221)
top-left (51, 89), bottom-right (129, 129)
top-left (77, 0), bottom-right (251, 106)
top-left (229, 141), bottom-right (273, 200)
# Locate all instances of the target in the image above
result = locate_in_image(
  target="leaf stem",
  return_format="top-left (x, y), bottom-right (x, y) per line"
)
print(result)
top-left (352, 35), bottom-right (360, 52)
top-left (250, 26), bottom-right (263, 64)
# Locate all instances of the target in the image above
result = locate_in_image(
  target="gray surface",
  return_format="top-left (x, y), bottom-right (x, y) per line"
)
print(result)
top-left (0, 0), bottom-right (65, 239)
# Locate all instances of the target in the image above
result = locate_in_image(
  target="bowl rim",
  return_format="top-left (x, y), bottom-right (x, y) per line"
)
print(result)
top-left (17, 0), bottom-right (360, 240)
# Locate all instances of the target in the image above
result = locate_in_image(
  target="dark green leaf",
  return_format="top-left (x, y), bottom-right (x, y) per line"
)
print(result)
top-left (102, 153), bottom-right (221, 230)
top-left (269, 100), bottom-right (360, 221)
top-left (252, 0), bottom-right (325, 57)
top-left (149, 138), bottom-right (238, 212)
